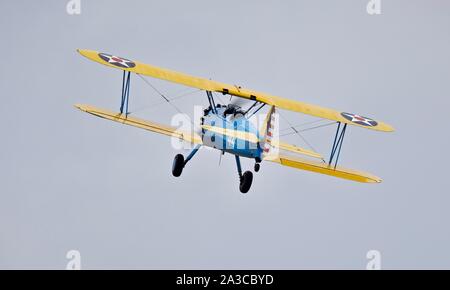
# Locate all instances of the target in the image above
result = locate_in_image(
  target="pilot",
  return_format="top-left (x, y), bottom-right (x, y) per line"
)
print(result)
top-left (223, 104), bottom-right (245, 118)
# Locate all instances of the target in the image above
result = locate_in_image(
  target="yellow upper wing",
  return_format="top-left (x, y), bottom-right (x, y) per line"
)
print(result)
top-left (78, 49), bottom-right (394, 132)
top-left (75, 104), bottom-right (203, 145)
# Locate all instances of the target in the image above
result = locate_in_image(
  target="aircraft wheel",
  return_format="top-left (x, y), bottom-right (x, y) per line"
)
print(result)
top-left (254, 163), bottom-right (260, 172)
top-left (239, 171), bottom-right (253, 194)
top-left (172, 154), bottom-right (185, 177)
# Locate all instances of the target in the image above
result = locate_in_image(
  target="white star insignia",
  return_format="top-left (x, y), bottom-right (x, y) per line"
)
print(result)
top-left (342, 113), bottom-right (376, 126)
top-left (105, 55), bottom-right (132, 68)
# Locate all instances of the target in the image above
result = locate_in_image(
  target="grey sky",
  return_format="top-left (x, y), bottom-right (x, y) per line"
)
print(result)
top-left (1, 0), bottom-right (450, 269)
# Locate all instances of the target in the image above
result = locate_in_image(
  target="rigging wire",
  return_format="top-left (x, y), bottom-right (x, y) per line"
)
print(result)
top-left (136, 73), bottom-right (185, 115)
top-left (279, 121), bottom-right (337, 137)
top-left (135, 74), bottom-right (199, 127)
top-left (129, 88), bottom-right (201, 114)
top-left (278, 112), bottom-right (325, 163)
top-left (279, 119), bottom-right (327, 133)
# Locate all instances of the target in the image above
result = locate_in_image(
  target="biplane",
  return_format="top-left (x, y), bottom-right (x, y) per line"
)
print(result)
top-left (75, 49), bottom-right (394, 193)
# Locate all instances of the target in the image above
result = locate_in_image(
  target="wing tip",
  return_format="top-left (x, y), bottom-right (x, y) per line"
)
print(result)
top-left (381, 123), bottom-right (395, 132)
top-left (74, 103), bottom-right (89, 112)
top-left (367, 122), bottom-right (394, 133)
top-left (366, 177), bottom-right (383, 183)
top-left (76, 49), bottom-right (97, 59)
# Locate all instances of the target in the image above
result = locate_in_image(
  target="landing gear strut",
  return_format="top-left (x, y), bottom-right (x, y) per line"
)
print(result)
top-left (172, 145), bottom-right (201, 177)
top-left (235, 155), bottom-right (253, 194)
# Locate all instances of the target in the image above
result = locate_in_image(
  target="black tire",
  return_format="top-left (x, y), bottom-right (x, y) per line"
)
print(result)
top-left (254, 163), bottom-right (260, 172)
top-left (172, 154), bottom-right (185, 177)
top-left (239, 171), bottom-right (253, 193)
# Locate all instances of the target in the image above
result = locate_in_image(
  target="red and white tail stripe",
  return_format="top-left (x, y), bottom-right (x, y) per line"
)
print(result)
top-left (262, 106), bottom-right (279, 157)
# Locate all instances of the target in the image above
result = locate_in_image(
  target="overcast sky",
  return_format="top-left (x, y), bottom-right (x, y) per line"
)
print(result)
top-left (1, 0), bottom-right (450, 269)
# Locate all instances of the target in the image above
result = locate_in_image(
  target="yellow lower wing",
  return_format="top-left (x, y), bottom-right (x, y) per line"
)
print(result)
top-left (75, 104), bottom-right (203, 145)
top-left (271, 141), bottom-right (323, 159)
top-left (265, 154), bottom-right (381, 183)
top-left (78, 49), bottom-right (394, 132)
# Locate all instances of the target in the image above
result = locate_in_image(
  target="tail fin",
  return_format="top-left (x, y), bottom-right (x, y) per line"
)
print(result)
top-left (259, 106), bottom-right (279, 158)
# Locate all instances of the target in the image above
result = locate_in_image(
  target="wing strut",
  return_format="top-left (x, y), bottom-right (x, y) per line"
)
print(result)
top-left (247, 103), bottom-right (266, 118)
top-left (206, 91), bottom-right (217, 114)
top-left (328, 122), bottom-right (347, 168)
top-left (120, 71), bottom-right (132, 115)
top-left (244, 101), bottom-right (259, 116)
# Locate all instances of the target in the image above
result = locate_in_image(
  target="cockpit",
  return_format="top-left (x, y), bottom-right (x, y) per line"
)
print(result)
top-left (222, 104), bottom-right (245, 118)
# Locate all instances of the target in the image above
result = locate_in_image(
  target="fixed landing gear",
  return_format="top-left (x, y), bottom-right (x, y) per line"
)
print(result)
top-left (172, 145), bottom-right (201, 177)
top-left (240, 171), bottom-right (253, 194)
top-left (235, 155), bottom-right (253, 194)
top-left (172, 149), bottom-right (256, 194)
top-left (172, 154), bottom-right (185, 177)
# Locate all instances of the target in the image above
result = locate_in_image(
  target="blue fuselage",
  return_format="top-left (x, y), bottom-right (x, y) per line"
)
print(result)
top-left (201, 105), bottom-right (263, 161)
